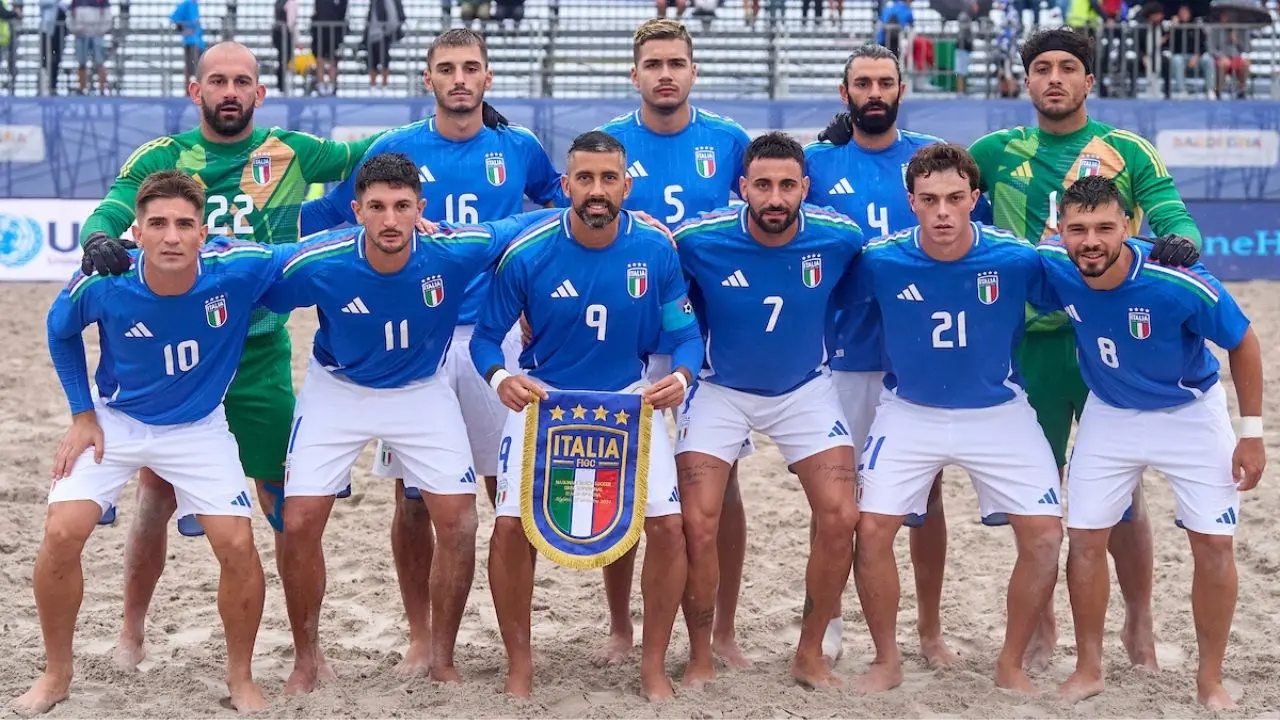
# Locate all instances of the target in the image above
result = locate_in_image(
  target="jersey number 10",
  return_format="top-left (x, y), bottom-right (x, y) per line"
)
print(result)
top-left (163, 340), bottom-right (200, 375)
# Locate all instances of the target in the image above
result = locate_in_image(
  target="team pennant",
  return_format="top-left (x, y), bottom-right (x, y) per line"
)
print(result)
top-left (521, 390), bottom-right (652, 569)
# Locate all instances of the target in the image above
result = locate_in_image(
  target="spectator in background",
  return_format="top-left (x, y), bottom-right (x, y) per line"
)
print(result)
top-left (39, 0), bottom-right (68, 95)
top-left (363, 0), bottom-right (403, 93)
top-left (992, 1), bottom-right (1021, 97)
top-left (828, 0), bottom-right (843, 26)
top-left (1, 0), bottom-right (21, 87)
top-left (311, 0), bottom-right (347, 96)
top-left (69, 0), bottom-right (111, 94)
top-left (1166, 3), bottom-right (1213, 97)
top-left (801, 0), bottom-right (823, 25)
top-left (657, 0), bottom-right (687, 18)
top-left (493, 0), bottom-right (525, 30)
top-left (1207, 8), bottom-right (1251, 98)
top-left (460, 0), bottom-right (491, 28)
top-left (877, 0), bottom-right (914, 58)
top-left (955, 1), bottom-right (977, 95)
top-left (171, 0), bottom-right (205, 87)
top-left (273, 0), bottom-right (298, 93)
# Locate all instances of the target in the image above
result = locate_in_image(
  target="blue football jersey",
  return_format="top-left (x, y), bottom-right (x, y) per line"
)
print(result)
top-left (262, 211), bottom-right (556, 389)
top-left (472, 210), bottom-right (703, 392)
top-left (300, 119), bottom-right (565, 326)
top-left (1038, 237), bottom-right (1251, 410)
top-left (857, 223), bottom-right (1056, 409)
top-left (47, 242), bottom-right (290, 425)
top-left (675, 204), bottom-right (865, 396)
top-left (598, 107), bottom-right (750, 226)
top-left (806, 130), bottom-right (940, 373)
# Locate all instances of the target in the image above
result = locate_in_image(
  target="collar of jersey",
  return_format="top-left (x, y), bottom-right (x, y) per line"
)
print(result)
top-left (631, 106), bottom-right (698, 136)
top-left (135, 250), bottom-right (203, 292)
top-left (1120, 240), bottom-right (1145, 284)
top-left (910, 222), bottom-right (983, 257)
top-left (851, 129), bottom-right (904, 155)
top-left (737, 203), bottom-right (806, 238)
top-left (354, 227), bottom-right (419, 266)
top-left (560, 207), bottom-right (634, 245)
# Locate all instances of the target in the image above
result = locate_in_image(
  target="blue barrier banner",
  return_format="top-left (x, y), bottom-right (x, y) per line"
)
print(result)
top-left (2, 97), bottom-right (1277, 201)
top-left (1182, 201), bottom-right (1280, 281)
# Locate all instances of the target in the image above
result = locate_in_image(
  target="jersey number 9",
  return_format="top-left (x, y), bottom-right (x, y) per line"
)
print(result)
top-left (586, 304), bottom-right (607, 341)
top-left (163, 340), bottom-right (200, 375)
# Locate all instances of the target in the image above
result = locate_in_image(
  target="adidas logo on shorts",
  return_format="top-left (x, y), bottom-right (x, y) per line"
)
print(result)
top-left (1215, 507), bottom-right (1238, 525)
top-left (828, 420), bottom-right (850, 438)
top-left (230, 491), bottom-right (252, 508)
top-left (1037, 488), bottom-right (1060, 506)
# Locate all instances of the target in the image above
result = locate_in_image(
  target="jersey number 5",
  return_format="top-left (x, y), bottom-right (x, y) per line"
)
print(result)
top-left (163, 340), bottom-right (200, 375)
top-left (586, 304), bottom-right (607, 341)
top-left (664, 185), bottom-right (685, 224)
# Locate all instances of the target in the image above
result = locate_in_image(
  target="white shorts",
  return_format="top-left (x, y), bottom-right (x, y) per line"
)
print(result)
top-left (493, 382), bottom-right (681, 520)
top-left (651, 354), bottom-right (754, 461)
top-left (857, 392), bottom-right (1062, 519)
top-left (374, 323), bottom-right (520, 480)
top-left (1066, 383), bottom-right (1239, 536)
top-left (676, 374), bottom-right (854, 466)
top-left (832, 370), bottom-right (885, 448)
top-left (48, 400), bottom-right (253, 519)
top-left (286, 361), bottom-right (476, 498)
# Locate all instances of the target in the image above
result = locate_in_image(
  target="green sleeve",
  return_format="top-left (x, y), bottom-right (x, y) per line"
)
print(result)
top-left (287, 130), bottom-right (387, 184)
top-left (1118, 133), bottom-right (1203, 248)
top-left (80, 139), bottom-right (179, 245)
top-left (968, 130), bottom-right (1006, 193)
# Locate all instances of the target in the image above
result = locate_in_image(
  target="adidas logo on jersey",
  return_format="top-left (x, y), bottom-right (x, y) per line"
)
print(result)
top-left (626, 161), bottom-right (649, 178)
top-left (418, 165), bottom-right (436, 183)
top-left (1215, 507), bottom-right (1238, 525)
top-left (551, 280), bottom-right (579, 298)
top-left (124, 322), bottom-right (153, 338)
top-left (341, 297), bottom-right (371, 314)
top-left (827, 178), bottom-right (855, 195)
top-left (1037, 488), bottom-right (1061, 506)
top-left (1065, 304), bottom-right (1082, 323)
top-left (896, 284), bottom-right (924, 301)
top-left (1012, 162), bottom-right (1033, 180)
top-left (230, 491), bottom-right (252, 508)
top-left (721, 270), bottom-right (749, 287)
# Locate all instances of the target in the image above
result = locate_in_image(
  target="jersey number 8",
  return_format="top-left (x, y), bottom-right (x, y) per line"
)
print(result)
top-left (1097, 336), bottom-right (1120, 368)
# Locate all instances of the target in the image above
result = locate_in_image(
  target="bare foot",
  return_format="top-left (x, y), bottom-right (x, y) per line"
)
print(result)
top-left (283, 661), bottom-right (336, 696)
top-left (681, 657), bottom-right (716, 688)
top-left (994, 661), bottom-right (1039, 694)
top-left (430, 665), bottom-right (462, 683)
top-left (10, 673), bottom-right (71, 717)
top-left (1197, 680), bottom-right (1238, 710)
top-left (1121, 610), bottom-right (1158, 670)
top-left (228, 680), bottom-right (268, 714)
top-left (821, 619), bottom-right (843, 667)
top-left (503, 660), bottom-right (532, 699)
top-left (394, 640), bottom-right (432, 677)
top-left (1022, 622), bottom-right (1057, 674)
top-left (792, 652), bottom-right (842, 689)
top-left (112, 634), bottom-right (147, 672)
top-left (712, 635), bottom-right (752, 669)
top-left (591, 631), bottom-right (633, 667)
top-left (854, 661), bottom-right (903, 694)
top-left (920, 636), bottom-right (960, 669)
top-left (641, 668), bottom-right (675, 702)
top-left (1057, 670), bottom-right (1105, 704)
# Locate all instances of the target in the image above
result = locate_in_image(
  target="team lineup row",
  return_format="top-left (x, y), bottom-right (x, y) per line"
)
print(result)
top-left (11, 20), bottom-right (1266, 718)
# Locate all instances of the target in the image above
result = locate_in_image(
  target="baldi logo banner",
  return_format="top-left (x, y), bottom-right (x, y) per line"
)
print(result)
top-left (521, 390), bottom-right (652, 569)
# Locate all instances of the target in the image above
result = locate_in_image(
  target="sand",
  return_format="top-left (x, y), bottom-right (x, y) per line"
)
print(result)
top-left (2, 280), bottom-right (1278, 719)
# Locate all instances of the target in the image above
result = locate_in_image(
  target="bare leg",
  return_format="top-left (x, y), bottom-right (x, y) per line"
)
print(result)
top-left (11, 501), bottom-right (99, 716)
top-left (1025, 466), bottom-right (1065, 673)
top-left (853, 512), bottom-right (905, 693)
top-left (1059, 527), bottom-right (1110, 703)
top-left (198, 515), bottom-right (267, 713)
top-left (1187, 531), bottom-right (1238, 710)
top-left (790, 447), bottom-right (858, 688)
top-left (489, 516), bottom-right (535, 697)
top-left (1111, 485), bottom-right (1157, 669)
top-left (995, 514), bottom-right (1062, 693)
top-left (676, 451), bottom-right (732, 688)
top-left (639, 515), bottom-right (687, 701)
top-left (711, 465), bottom-right (750, 668)
top-left (281, 495), bottom-right (338, 695)
top-left (484, 475), bottom-right (498, 508)
top-left (114, 469), bottom-right (176, 671)
top-left (421, 491), bottom-right (477, 683)
top-left (595, 546), bottom-right (636, 666)
top-left (910, 472), bottom-right (957, 667)
top-left (391, 480), bottom-right (434, 677)
top-left (250, 479), bottom-right (287, 582)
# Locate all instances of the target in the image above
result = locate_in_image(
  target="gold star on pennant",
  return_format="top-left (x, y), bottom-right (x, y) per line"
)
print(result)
top-left (593, 405), bottom-right (609, 421)
top-left (571, 404), bottom-right (587, 420)
top-left (549, 406), bottom-right (565, 421)
top-left (614, 409), bottom-right (630, 425)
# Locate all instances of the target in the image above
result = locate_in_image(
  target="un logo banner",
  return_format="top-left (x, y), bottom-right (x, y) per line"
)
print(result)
top-left (520, 390), bottom-right (652, 570)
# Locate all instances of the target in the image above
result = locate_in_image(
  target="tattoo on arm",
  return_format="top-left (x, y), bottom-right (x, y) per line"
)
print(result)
top-left (802, 595), bottom-right (814, 619)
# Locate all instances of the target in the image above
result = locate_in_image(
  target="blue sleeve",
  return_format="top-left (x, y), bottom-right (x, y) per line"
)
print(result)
top-left (729, 127), bottom-right (750, 199)
top-left (1185, 272), bottom-right (1251, 351)
top-left (658, 248), bottom-right (704, 374)
top-left (471, 256), bottom-right (526, 377)
top-left (258, 243), bottom-right (319, 312)
top-left (479, 208), bottom-right (560, 266)
top-left (46, 281), bottom-right (97, 415)
top-left (521, 135), bottom-right (566, 207)
top-left (300, 132), bottom-right (399, 235)
top-left (973, 194), bottom-right (994, 225)
top-left (1026, 255), bottom-right (1061, 313)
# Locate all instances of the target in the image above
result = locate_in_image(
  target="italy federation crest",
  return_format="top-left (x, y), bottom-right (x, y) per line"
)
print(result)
top-left (522, 390), bottom-right (652, 569)
top-left (1078, 155), bottom-right (1102, 178)
top-left (977, 271), bottom-right (1000, 305)
top-left (485, 152), bottom-right (507, 187)
top-left (251, 154), bottom-right (271, 185)
top-left (802, 254), bottom-right (823, 288)
top-left (694, 146), bottom-right (717, 179)
top-left (1129, 307), bottom-right (1152, 339)
top-left (422, 275), bottom-right (445, 307)
top-left (627, 262), bottom-right (648, 299)
top-left (205, 295), bottom-right (228, 328)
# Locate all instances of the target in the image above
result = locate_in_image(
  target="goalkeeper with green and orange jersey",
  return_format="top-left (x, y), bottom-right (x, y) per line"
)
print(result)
top-left (75, 41), bottom-right (385, 673)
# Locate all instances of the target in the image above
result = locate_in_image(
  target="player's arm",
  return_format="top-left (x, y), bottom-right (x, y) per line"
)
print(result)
top-left (1027, 253), bottom-right (1063, 313)
top-left (1120, 133), bottom-right (1203, 252)
top-left (644, 246), bottom-right (703, 411)
top-left (477, 208), bottom-right (561, 267)
top-left (471, 256), bottom-right (547, 411)
top-left (292, 129), bottom-right (386, 184)
top-left (79, 143), bottom-right (174, 274)
top-left (255, 242), bottom-right (318, 311)
top-left (46, 281), bottom-right (106, 479)
top-left (520, 132), bottom-right (568, 208)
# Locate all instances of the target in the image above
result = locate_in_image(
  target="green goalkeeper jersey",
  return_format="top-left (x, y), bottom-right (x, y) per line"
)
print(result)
top-left (969, 117), bottom-right (1201, 333)
top-left (81, 126), bottom-right (381, 337)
